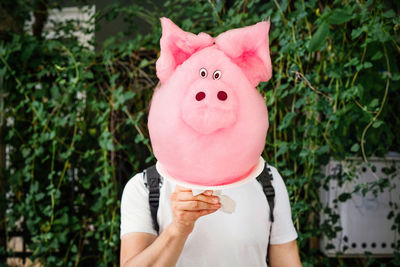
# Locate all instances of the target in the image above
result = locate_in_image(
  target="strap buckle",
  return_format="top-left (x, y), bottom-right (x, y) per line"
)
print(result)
top-left (263, 185), bottom-right (275, 197)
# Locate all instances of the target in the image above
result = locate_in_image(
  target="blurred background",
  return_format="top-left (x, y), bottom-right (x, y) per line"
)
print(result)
top-left (0, 0), bottom-right (399, 266)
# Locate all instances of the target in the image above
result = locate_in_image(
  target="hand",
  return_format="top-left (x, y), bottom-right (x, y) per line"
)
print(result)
top-left (170, 185), bottom-right (221, 235)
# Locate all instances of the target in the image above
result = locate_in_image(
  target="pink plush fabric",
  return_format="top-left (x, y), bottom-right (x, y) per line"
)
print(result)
top-left (148, 18), bottom-right (272, 186)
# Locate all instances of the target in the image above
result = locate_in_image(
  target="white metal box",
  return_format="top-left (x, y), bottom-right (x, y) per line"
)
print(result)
top-left (320, 155), bottom-right (400, 256)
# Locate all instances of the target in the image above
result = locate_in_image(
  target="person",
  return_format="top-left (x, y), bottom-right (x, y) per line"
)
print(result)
top-left (120, 162), bottom-right (302, 266)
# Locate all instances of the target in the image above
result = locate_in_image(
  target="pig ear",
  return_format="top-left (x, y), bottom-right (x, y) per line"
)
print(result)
top-left (156, 17), bottom-right (214, 83)
top-left (215, 21), bottom-right (272, 87)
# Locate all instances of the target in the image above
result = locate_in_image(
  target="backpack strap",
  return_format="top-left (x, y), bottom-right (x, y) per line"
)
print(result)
top-left (256, 163), bottom-right (275, 222)
top-left (145, 165), bottom-right (161, 234)
top-left (256, 163), bottom-right (275, 260)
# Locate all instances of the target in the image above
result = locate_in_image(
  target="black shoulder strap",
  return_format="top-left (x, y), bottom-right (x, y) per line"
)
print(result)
top-left (256, 163), bottom-right (275, 222)
top-left (256, 163), bottom-right (275, 260)
top-left (145, 165), bottom-right (161, 234)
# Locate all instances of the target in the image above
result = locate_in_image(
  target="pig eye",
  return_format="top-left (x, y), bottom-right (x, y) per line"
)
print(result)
top-left (213, 70), bottom-right (222, 80)
top-left (199, 68), bottom-right (208, 78)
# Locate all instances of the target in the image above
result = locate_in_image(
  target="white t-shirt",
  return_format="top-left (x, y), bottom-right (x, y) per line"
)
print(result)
top-left (120, 164), bottom-right (298, 267)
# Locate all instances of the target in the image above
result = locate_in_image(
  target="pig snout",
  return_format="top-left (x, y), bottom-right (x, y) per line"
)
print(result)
top-left (181, 83), bottom-right (237, 135)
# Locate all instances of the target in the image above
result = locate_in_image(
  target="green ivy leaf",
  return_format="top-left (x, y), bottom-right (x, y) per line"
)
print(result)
top-left (371, 51), bottom-right (383, 61)
top-left (350, 143), bottom-right (360, 152)
top-left (22, 147), bottom-right (31, 158)
top-left (308, 22), bottom-right (330, 52)
top-left (363, 62), bottom-right (373, 69)
top-left (369, 98), bottom-right (379, 108)
top-left (139, 58), bottom-right (150, 68)
top-left (372, 120), bottom-right (384, 128)
top-left (392, 73), bottom-right (400, 81)
top-left (351, 25), bottom-right (367, 40)
top-left (276, 142), bottom-right (288, 158)
top-left (338, 192), bottom-right (352, 202)
top-left (327, 8), bottom-right (352, 24)
top-left (278, 112), bottom-right (296, 131)
top-left (383, 10), bottom-right (396, 18)
top-left (35, 192), bottom-right (45, 201)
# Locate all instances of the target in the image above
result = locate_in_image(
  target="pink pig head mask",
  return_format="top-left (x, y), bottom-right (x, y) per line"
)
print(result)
top-left (148, 18), bottom-right (272, 187)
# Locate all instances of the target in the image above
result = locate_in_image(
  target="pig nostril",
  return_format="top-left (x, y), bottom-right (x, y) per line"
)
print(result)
top-left (217, 91), bottom-right (228, 101)
top-left (196, 92), bottom-right (206, 101)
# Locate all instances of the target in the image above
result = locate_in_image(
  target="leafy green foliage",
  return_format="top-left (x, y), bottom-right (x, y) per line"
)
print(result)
top-left (0, 0), bottom-right (399, 266)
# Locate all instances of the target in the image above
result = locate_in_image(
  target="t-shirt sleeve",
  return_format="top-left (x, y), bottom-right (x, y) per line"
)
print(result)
top-left (269, 166), bottom-right (298, 245)
top-left (120, 173), bottom-right (158, 237)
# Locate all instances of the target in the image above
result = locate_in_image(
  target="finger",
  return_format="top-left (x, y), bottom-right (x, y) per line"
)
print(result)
top-left (176, 192), bottom-right (219, 204)
top-left (203, 190), bottom-right (213, 196)
top-left (175, 185), bottom-right (192, 193)
top-left (199, 209), bottom-right (219, 216)
top-left (176, 209), bottom-right (218, 222)
top-left (176, 201), bottom-right (221, 211)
